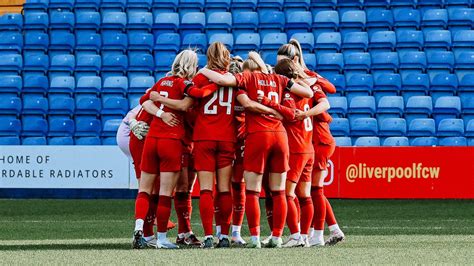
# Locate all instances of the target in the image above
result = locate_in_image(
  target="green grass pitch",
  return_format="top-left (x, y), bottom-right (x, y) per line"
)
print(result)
top-left (0, 199), bottom-right (473, 264)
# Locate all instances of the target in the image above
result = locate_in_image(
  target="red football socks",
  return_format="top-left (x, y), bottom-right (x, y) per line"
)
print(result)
top-left (143, 194), bottom-right (158, 237)
top-left (298, 197), bottom-right (314, 235)
top-left (134, 191), bottom-right (150, 221)
top-left (271, 190), bottom-right (287, 237)
top-left (156, 195), bottom-right (172, 233)
top-left (325, 196), bottom-right (337, 226)
top-left (174, 192), bottom-right (191, 234)
top-left (264, 192), bottom-right (273, 231)
top-left (311, 186), bottom-right (326, 230)
top-left (286, 195), bottom-right (299, 234)
top-left (245, 190), bottom-right (261, 236)
top-left (231, 182), bottom-right (245, 226)
top-left (199, 190), bottom-right (214, 236)
top-left (218, 191), bottom-right (233, 236)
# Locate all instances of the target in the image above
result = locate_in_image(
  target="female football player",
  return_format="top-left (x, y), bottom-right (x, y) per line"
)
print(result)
top-left (198, 52), bottom-right (313, 248)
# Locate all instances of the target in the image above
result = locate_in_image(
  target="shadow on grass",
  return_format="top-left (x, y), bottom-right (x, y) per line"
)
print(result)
top-left (0, 243), bottom-right (131, 251)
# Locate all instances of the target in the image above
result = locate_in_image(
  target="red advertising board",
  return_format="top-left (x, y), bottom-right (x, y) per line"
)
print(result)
top-left (191, 147), bottom-right (474, 199)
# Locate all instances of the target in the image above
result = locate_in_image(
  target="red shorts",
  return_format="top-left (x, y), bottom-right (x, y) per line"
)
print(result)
top-left (244, 131), bottom-right (289, 174)
top-left (287, 153), bottom-right (314, 183)
top-left (193, 140), bottom-right (236, 171)
top-left (129, 134), bottom-right (145, 179)
top-left (232, 140), bottom-right (245, 183)
top-left (313, 142), bottom-right (336, 171)
top-left (141, 137), bottom-right (183, 174)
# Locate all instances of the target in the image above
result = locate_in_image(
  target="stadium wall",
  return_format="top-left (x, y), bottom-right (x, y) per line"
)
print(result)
top-left (1, 146), bottom-right (473, 199)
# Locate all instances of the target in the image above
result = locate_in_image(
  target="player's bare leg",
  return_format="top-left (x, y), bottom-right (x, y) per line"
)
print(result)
top-left (264, 172), bottom-right (287, 248)
top-left (215, 166), bottom-right (233, 248)
top-left (175, 167), bottom-right (200, 247)
top-left (132, 171), bottom-right (157, 249)
top-left (244, 170), bottom-right (263, 248)
top-left (282, 181), bottom-right (305, 248)
top-left (155, 171), bottom-right (180, 249)
top-left (198, 171), bottom-right (215, 248)
top-left (296, 181), bottom-right (313, 247)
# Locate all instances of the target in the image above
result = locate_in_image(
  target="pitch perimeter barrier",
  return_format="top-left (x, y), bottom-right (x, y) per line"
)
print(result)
top-left (0, 146), bottom-right (473, 199)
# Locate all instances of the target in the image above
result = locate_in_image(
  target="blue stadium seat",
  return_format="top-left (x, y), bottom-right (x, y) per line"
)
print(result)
top-left (0, 135), bottom-right (20, 145)
top-left (366, 9), bottom-right (393, 36)
top-left (344, 53), bottom-right (371, 72)
top-left (315, 32), bottom-right (341, 53)
top-left (206, 0), bottom-right (231, 12)
top-left (181, 33), bottom-right (207, 52)
top-left (103, 76), bottom-right (129, 95)
top-left (130, 76), bottom-right (155, 93)
top-left (317, 53), bottom-right (344, 73)
top-left (21, 115), bottom-right (48, 137)
top-left (234, 33), bottom-right (260, 56)
top-left (75, 95), bottom-right (101, 115)
top-left (24, 54), bottom-right (49, 73)
top-left (407, 118), bottom-right (436, 137)
top-left (377, 96), bottom-right (404, 118)
top-left (75, 55), bottom-right (101, 77)
top-left (290, 33), bottom-right (314, 52)
top-left (396, 30), bottom-right (424, 51)
top-left (232, 11), bottom-right (258, 34)
top-left (49, 31), bottom-right (75, 54)
top-left (0, 32), bottom-right (23, 54)
top-left (209, 33), bottom-right (234, 51)
top-left (424, 30), bottom-right (452, 51)
top-left (75, 116), bottom-right (102, 137)
top-left (258, 11), bottom-right (285, 33)
top-left (101, 32), bottom-right (128, 53)
top-left (50, 76), bottom-right (75, 95)
top-left (339, 11), bottom-right (366, 36)
top-left (206, 12), bottom-right (232, 34)
top-left (75, 137), bottom-right (102, 145)
top-left (410, 137), bottom-right (438, 146)
top-left (128, 32), bottom-right (154, 52)
top-left (152, 13), bottom-right (179, 33)
top-left (0, 54), bottom-right (23, 74)
top-left (393, 8), bottom-right (420, 30)
top-left (24, 32), bottom-right (49, 53)
top-left (445, 0), bottom-right (471, 8)
top-left (452, 30), bottom-right (474, 53)
top-left (48, 137), bottom-right (74, 145)
top-left (152, 0), bottom-right (178, 13)
top-left (257, 0), bottom-right (283, 11)
top-left (0, 75), bottom-right (22, 95)
top-left (383, 137), bottom-right (409, 146)
top-left (303, 53), bottom-right (316, 70)
top-left (0, 117), bottom-right (21, 136)
top-left (127, 0), bottom-right (152, 11)
top-left (102, 119), bottom-right (122, 137)
top-left (341, 32), bottom-right (368, 52)
top-left (370, 52), bottom-right (399, 73)
top-left (22, 137), bottom-right (47, 145)
top-left (417, 0), bottom-right (444, 9)
top-left (379, 118), bottom-right (407, 136)
top-left (399, 51), bottom-right (427, 72)
top-left (75, 0), bottom-right (100, 10)
top-left (334, 137), bottom-right (352, 146)
top-left (458, 73), bottom-right (474, 92)
top-left (401, 73), bottom-right (429, 101)
top-left (448, 8), bottom-right (474, 32)
top-left (231, 0), bottom-right (258, 11)
top-left (76, 32), bottom-right (102, 54)
top-left (327, 96), bottom-right (348, 117)
top-left (284, 0), bottom-right (310, 10)
top-left (310, 0), bottom-right (337, 10)
top-left (76, 76), bottom-right (102, 95)
top-left (312, 11), bottom-right (339, 36)
top-left (346, 74), bottom-right (373, 102)
top-left (0, 95), bottom-right (21, 116)
top-left (261, 33), bottom-right (287, 51)
top-left (438, 136), bottom-right (467, 146)
top-left (127, 12), bottom-right (153, 31)
top-left (155, 52), bottom-right (176, 72)
top-left (421, 9), bottom-right (448, 30)
top-left (437, 119), bottom-right (465, 137)
top-left (100, 0), bottom-right (126, 11)
top-left (369, 31), bottom-right (396, 51)
top-left (48, 117), bottom-right (74, 137)
top-left (50, 11), bottom-right (75, 29)
top-left (49, 54), bottom-right (75, 76)
top-left (23, 75), bottom-right (48, 95)
top-left (0, 13), bottom-right (23, 31)
top-left (129, 53), bottom-right (154, 73)
top-left (49, 95), bottom-right (75, 116)
top-left (405, 96), bottom-right (433, 123)
top-left (429, 73), bottom-right (458, 102)
top-left (354, 137), bottom-right (380, 147)
top-left (349, 96), bottom-right (377, 118)
top-left (24, 12), bottom-right (49, 31)
top-left (330, 118), bottom-right (350, 136)
top-left (180, 12), bottom-right (206, 34)
top-left (179, 0), bottom-right (205, 13)
top-left (373, 73), bottom-right (402, 101)
top-left (75, 12), bottom-right (101, 30)
top-left (101, 12), bottom-right (127, 30)
top-left (101, 54), bottom-right (128, 73)
top-left (465, 120), bottom-right (474, 137)
top-left (285, 11), bottom-right (312, 36)
top-left (455, 51), bottom-right (474, 70)
top-left (433, 96), bottom-right (462, 124)
top-left (22, 94), bottom-right (48, 116)
top-left (198, 54), bottom-right (208, 68)
top-left (102, 96), bottom-right (129, 116)
top-left (426, 51), bottom-right (455, 73)
top-left (325, 73), bottom-right (346, 94)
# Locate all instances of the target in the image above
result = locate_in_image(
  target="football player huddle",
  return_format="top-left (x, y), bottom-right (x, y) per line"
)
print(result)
top-left (117, 39), bottom-right (345, 249)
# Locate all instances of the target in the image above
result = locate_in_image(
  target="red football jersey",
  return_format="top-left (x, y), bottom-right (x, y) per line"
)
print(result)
top-left (235, 71), bottom-right (290, 133)
top-left (305, 69), bottom-right (336, 94)
top-left (192, 72), bottom-right (237, 142)
top-left (140, 76), bottom-right (189, 140)
top-left (282, 91), bottom-right (314, 153)
top-left (311, 90), bottom-right (334, 145)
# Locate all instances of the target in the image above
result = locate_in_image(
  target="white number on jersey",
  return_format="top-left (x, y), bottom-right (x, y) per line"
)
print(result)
top-left (158, 91), bottom-right (169, 110)
top-left (257, 90), bottom-right (279, 103)
top-left (204, 87), bottom-right (233, 115)
top-left (303, 104), bottom-right (313, 131)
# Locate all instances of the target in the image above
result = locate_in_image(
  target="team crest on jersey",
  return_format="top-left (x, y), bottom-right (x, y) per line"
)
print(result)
top-left (284, 93), bottom-right (291, 99)
top-left (183, 80), bottom-right (193, 86)
top-left (258, 80), bottom-right (276, 87)
top-left (161, 80), bottom-right (173, 87)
